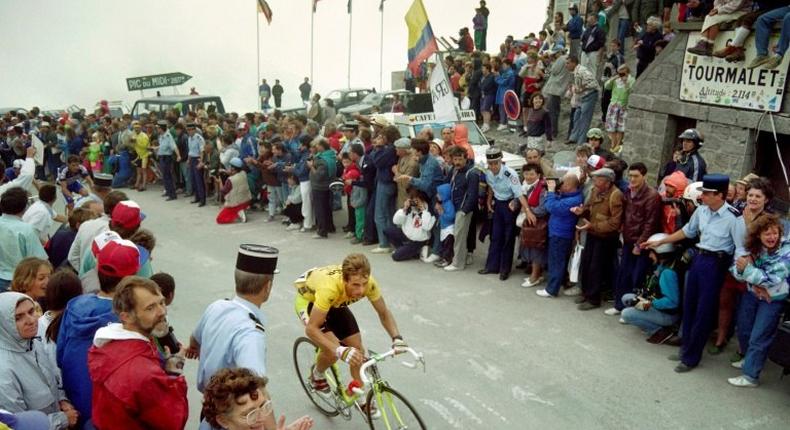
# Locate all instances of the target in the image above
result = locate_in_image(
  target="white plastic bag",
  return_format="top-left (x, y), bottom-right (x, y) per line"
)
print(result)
top-left (568, 243), bottom-right (584, 284)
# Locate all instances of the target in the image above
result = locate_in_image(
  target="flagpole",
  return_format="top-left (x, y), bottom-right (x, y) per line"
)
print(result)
top-left (379, 1), bottom-right (384, 90)
top-left (256, 2), bottom-right (261, 111)
top-left (310, 1), bottom-right (315, 87)
top-left (347, 5), bottom-right (352, 88)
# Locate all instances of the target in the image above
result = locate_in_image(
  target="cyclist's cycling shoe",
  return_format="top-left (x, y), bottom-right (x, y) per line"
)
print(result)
top-left (359, 401), bottom-right (381, 420)
top-left (310, 367), bottom-right (330, 393)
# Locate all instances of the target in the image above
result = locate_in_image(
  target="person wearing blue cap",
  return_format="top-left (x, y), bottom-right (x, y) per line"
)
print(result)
top-left (643, 173), bottom-right (747, 373)
top-left (216, 157), bottom-right (252, 224)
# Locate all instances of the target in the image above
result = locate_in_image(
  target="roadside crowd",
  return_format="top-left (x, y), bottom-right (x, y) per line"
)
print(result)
top-left (1, 1), bottom-right (790, 429)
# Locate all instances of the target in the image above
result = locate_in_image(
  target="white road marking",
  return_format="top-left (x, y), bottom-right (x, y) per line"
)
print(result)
top-left (512, 385), bottom-right (555, 407)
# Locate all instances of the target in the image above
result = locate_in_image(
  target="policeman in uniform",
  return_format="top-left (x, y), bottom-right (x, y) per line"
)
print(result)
top-left (187, 244), bottom-right (278, 430)
top-left (644, 174), bottom-right (745, 373)
top-left (478, 147), bottom-right (528, 280)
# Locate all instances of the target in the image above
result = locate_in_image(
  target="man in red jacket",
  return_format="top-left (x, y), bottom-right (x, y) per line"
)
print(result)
top-left (88, 276), bottom-right (188, 430)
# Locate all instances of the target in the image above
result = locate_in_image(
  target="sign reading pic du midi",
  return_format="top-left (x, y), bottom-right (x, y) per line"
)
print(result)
top-left (126, 72), bottom-right (192, 91)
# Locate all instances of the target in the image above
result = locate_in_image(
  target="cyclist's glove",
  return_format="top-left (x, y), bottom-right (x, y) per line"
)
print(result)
top-left (336, 346), bottom-right (358, 364)
top-left (392, 337), bottom-right (408, 354)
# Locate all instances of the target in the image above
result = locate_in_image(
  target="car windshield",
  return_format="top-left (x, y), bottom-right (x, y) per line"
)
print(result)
top-left (412, 121), bottom-right (487, 145)
top-left (361, 93), bottom-right (382, 104)
top-left (326, 91), bottom-right (342, 102)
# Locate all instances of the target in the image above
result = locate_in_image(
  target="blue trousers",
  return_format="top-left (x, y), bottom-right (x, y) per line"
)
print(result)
top-left (546, 236), bottom-right (573, 296)
top-left (570, 91), bottom-right (598, 144)
top-left (374, 182), bottom-right (396, 247)
top-left (621, 293), bottom-right (679, 335)
top-left (189, 157), bottom-right (205, 203)
top-left (46, 151), bottom-right (63, 180)
top-left (755, 6), bottom-right (790, 57)
top-left (680, 253), bottom-right (730, 367)
top-left (365, 188), bottom-right (378, 243)
top-left (613, 243), bottom-right (652, 311)
top-left (384, 226), bottom-right (426, 261)
top-left (484, 200), bottom-right (517, 274)
top-left (159, 156), bottom-right (176, 199)
top-left (736, 290), bottom-right (785, 382)
top-left (179, 161), bottom-right (192, 194)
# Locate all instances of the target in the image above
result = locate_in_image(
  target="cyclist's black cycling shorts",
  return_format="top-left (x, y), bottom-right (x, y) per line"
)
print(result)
top-left (307, 302), bottom-right (360, 341)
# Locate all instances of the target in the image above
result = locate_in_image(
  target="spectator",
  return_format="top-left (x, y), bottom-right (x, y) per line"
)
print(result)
top-left (57, 237), bottom-right (141, 427)
top-left (537, 173), bottom-right (584, 297)
top-left (674, 128), bottom-right (707, 183)
top-left (341, 152), bottom-right (361, 238)
top-left (565, 3), bottom-right (584, 58)
top-left (404, 138), bottom-right (443, 201)
top-left (299, 78), bottom-right (312, 106)
top-left (586, 128), bottom-right (615, 161)
top-left (433, 183), bottom-right (457, 267)
top-left (47, 207), bottom-right (95, 269)
top-left (603, 64), bottom-right (635, 154)
top-left (130, 121), bottom-right (150, 192)
top-left (574, 168), bottom-right (624, 310)
top-left (687, 0), bottom-right (754, 57)
top-left (517, 164), bottom-right (548, 288)
top-left (217, 158), bottom-right (252, 224)
top-left (747, 5), bottom-right (790, 69)
top-left (187, 123), bottom-right (207, 207)
top-left (369, 127), bottom-right (400, 253)
top-left (610, 162), bottom-right (661, 316)
top-left (272, 79), bottom-right (284, 108)
top-left (601, 39), bottom-right (625, 123)
top-left (566, 56), bottom-right (600, 145)
top-left (23, 184), bottom-right (65, 246)
top-left (57, 155), bottom-right (93, 210)
top-left (621, 234), bottom-right (681, 344)
top-left (307, 94), bottom-right (323, 124)
top-left (308, 138), bottom-right (336, 239)
top-left (659, 171), bottom-right (690, 234)
top-left (1, 187), bottom-right (48, 292)
top-left (635, 16), bottom-right (664, 77)
top-left (66, 190), bottom-right (128, 271)
top-left (522, 93), bottom-right (553, 152)
top-left (10, 257), bottom-right (52, 305)
top-left (385, 188), bottom-right (436, 261)
top-left (479, 63), bottom-right (497, 132)
top-left (443, 146), bottom-right (480, 271)
top-left (580, 12), bottom-right (606, 77)
top-left (283, 173), bottom-right (305, 230)
top-left (473, 7), bottom-right (488, 51)
top-left (0, 292), bottom-right (78, 430)
top-left (201, 368), bottom-right (313, 430)
top-left (494, 59), bottom-right (516, 131)
top-left (88, 277), bottom-right (188, 429)
top-left (541, 49), bottom-right (572, 139)
top-left (153, 121), bottom-right (179, 201)
top-left (728, 214), bottom-right (789, 387)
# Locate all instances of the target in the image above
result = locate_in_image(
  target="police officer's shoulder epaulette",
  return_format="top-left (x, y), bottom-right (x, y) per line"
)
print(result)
top-left (248, 313), bottom-right (266, 333)
top-left (503, 169), bottom-right (512, 177)
top-left (727, 206), bottom-right (742, 217)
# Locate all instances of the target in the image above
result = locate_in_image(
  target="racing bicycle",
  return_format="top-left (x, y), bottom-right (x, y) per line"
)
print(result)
top-left (292, 336), bottom-right (427, 429)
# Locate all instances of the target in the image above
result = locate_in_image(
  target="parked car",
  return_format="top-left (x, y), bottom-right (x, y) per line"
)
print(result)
top-left (338, 90), bottom-right (417, 116)
top-left (131, 95), bottom-right (225, 118)
top-left (324, 88), bottom-right (376, 110)
top-left (388, 110), bottom-right (526, 172)
top-left (0, 107), bottom-right (28, 116)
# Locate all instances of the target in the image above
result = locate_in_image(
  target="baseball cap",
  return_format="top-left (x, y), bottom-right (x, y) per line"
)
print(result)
top-left (12, 159), bottom-right (24, 169)
top-left (230, 157), bottom-right (244, 168)
top-left (97, 239), bottom-right (143, 277)
top-left (111, 200), bottom-right (145, 229)
top-left (586, 154), bottom-right (606, 170)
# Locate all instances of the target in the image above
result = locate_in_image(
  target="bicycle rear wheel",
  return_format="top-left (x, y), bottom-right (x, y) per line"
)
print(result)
top-left (292, 336), bottom-right (340, 417)
top-left (366, 385), bottom-right (426, 430)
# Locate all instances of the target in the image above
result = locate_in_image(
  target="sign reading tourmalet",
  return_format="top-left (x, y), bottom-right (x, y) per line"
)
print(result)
top-left (681, 31), bottom-right (788, 112)
top-left (126, 72), bottom-right (192, 91)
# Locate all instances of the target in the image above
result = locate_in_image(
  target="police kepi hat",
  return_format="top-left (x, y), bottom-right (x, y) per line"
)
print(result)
top-left (93, 173), bottom-right (113, 187)
top-left (236, 244), bottom-right (279, 275)
top-left (485, 146), bottom-right (502, 161)
top-left (698, 174), bottom-right (729, 194)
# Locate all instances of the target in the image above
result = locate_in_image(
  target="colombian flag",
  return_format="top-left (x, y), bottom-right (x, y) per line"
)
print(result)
top-left (405, 0), bottom-right (438, 75)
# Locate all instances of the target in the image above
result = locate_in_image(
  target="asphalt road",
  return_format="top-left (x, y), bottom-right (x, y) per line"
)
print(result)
top-left (124, 188), bottom-right (790, 430)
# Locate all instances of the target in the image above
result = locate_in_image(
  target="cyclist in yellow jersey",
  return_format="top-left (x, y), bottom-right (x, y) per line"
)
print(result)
top-left (294, 253), bottom-right (406, 394)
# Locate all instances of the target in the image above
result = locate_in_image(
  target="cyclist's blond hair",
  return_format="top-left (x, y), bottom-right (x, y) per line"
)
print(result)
top-left (342, 253), bottom-right (371, 281)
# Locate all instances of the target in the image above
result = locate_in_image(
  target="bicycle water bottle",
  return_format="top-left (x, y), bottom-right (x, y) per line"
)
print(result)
top-left (346, 379), bottom-right (363, 397)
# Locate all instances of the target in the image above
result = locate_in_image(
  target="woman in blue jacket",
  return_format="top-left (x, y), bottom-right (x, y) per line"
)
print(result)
top-left (494, 59), bottom-right (515, 131)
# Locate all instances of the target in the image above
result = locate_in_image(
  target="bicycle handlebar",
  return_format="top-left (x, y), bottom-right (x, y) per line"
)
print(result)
top-left (357, 347), bottom-right (425, 386)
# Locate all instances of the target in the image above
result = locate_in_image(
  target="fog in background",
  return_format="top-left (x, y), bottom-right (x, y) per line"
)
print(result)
top-left (0, 0), bottom-right (548, 113)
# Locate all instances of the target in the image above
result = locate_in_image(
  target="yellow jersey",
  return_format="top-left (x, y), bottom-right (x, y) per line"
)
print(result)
top-left (295, 265), bottom-right (381, 312)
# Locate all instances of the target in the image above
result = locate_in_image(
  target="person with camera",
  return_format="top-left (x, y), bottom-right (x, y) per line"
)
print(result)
top-left (216, 157), bottom-right (253, 224)
top-left (384, 188), bottom-right (436, 262)
top-left (621, 233), bottom-right (681, 344)
top-left (88, 277), bottom-right (188, 430)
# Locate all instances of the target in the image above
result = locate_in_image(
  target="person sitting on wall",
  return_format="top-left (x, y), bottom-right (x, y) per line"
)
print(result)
top-left (687, 0), bottom-right (754, 57)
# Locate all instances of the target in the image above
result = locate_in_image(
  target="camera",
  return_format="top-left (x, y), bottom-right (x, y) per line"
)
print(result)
top-left (622, 295), bottom-right (641, 307)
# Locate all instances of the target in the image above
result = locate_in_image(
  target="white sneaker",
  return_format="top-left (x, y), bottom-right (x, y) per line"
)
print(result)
top-left (727, 375), bottom-right (758, 388)
top-left (371, 246), bottom-right (392, 254)
top-left (731, 359), bottom-right (744, 369)
top-left (496, 124), bottom-right (508, 131)
top-left (444, 264), bottom-right (461, 272)
top-left (535, 289), bottom-right (554, 298)
top-left (420, 245), bottom-right (429, 260)
top-left (619, 317), bottom-right (626, 324)
top-left (343, 232), bottom-right (355, 239)
top-left (265, 215), bottom-right (274, 223)
top-left (465, 253), bottom-right (474, 266)
top-left (481, 124), bottom-right (490, 132)
top-left (238, 210), bottom-right (247, 223)
top-left (521, 277), bottom-right (544, 288)
top-left (604, 308), bottom-right (621, 316)
top-left (563, 286), bottom-right (582, 296)
top-left (286, 223), bottom-right (301, 231)
top-left (421, 254), bottom-right (440, 263)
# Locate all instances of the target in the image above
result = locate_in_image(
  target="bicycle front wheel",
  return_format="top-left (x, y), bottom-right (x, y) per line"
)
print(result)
top-left (366, 385), bottom-right (426, 430)
top-left (292, 336), bottom-right (340, 417)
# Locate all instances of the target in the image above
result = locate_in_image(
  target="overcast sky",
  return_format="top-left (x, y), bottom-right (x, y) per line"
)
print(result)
top-left (0, 0), bottom-right (548, 113)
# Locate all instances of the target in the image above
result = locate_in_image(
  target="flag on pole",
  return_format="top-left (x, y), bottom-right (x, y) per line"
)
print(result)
top-left (428, 55), bottom-right (460, 122)
top-left (404, 0), bottom-right (438, 76)
top-left (257, 0), bottom-right (272, 24)
top-left (347, 0), bottom-right (352, 14)
top-left (379, 0), bottom-right (385, 11)
top-left (312, 0), bottom-right (320, 13)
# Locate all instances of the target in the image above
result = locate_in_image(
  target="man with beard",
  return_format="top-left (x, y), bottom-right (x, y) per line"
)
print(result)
top-left (88, 276), bottom-right (188, 430)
